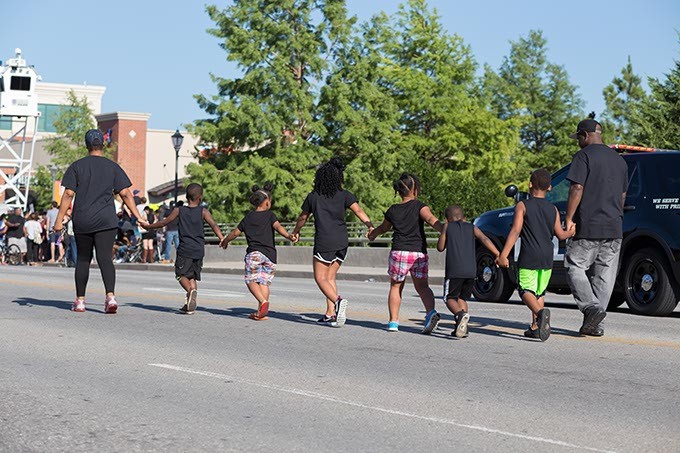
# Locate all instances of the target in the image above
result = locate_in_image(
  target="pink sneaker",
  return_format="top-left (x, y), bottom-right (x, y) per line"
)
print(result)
top-left (72, 299), bottom-right (86, 312)
top-left (105, 296), bottom-right (118, 314)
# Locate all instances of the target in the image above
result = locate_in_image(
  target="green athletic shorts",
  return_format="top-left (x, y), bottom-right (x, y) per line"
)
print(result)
top-left (518, 268), bottom-right (552, 298)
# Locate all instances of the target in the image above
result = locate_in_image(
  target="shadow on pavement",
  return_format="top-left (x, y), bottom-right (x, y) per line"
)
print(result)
top-left (12, 297), bottom-right (105, 313)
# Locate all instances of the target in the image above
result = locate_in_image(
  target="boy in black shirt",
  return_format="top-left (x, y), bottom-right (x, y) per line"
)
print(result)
top-left (497, 169), bottom-right (575, 341)
top-left (221, 184), bottom-right (296, 320)
top-left (142, 183), bottom-right (225, 314)
top-left (437, 205), bottom-right (500, 338)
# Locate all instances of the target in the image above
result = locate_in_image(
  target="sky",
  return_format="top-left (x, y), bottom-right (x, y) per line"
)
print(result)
top-left (4, 0), bottom-right (679, 131)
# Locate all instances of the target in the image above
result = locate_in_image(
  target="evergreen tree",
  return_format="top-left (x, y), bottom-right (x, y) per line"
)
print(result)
top-left (602, 56), bottom-right (646, 143)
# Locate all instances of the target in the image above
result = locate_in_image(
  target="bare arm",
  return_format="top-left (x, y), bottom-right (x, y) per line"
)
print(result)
top-left (146, 208), bottom-right (179, 230)
top-left (419, 206), bottom-right (443, 233)
top-left (220, 227), bottom-right (241, 248)
top-left (119, 187), bottom-right (144, 221)
top-left (367, 219), bottom-right (392, 241)
top-left (348, 202), bottom-right (374, 231)
top-left (436, 221), bottom-right (448, 252)
top-left (291, 211), bottom-right (309, 240)
top-left (273, 221), bottom-right (295, 242)
top-left (203, 208), bottom-right (224, 242)
top-left (553, 207), bottom-right (575, 241)
top-left (53, 189), bottom-right (75, 232)
top-left (565, 183), bottom-right (583, 231)
top-left (475, 226), bottom-right (500, 257)
top-left (497, 202), bottom-right (525, 267)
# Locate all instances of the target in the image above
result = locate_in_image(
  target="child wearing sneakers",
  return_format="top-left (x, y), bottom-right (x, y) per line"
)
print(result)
top-left (368, 173), bottom-right (443, 333)
top-left (220, 183), bottom-right (296, 320)
top-left (437, 205), bottom-right (500, 338)
top-left (141, 183), bottom-right (225, 314)
top-left (291, 157), bottom-right (374, 328)
top-left (497, 169), bottom-right (575, 341)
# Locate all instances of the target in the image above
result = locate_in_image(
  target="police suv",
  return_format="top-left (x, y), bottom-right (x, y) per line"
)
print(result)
top-left (472, 145), bottom-right (680, 316)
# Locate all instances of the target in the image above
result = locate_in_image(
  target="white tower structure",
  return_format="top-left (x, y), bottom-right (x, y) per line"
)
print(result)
top-left (0, 48), bottom-right (41, 210)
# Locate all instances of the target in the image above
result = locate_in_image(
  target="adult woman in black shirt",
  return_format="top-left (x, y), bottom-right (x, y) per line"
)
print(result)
top-left (54, 129), bottom-right (144, 314)
top-left (291, 158), bottom-right (374, 328)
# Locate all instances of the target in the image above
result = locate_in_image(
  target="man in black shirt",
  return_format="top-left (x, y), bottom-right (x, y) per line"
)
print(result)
top-left (5, 207), bottom-right (27, 262)
top-left (564, 119), bottom-right (628, 337)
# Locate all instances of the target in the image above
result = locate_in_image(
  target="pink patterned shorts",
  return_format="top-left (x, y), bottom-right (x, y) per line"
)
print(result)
top-left (388, 250), bottom-right (429, 282)
top-left (244, 251), bottom-right (276, 286)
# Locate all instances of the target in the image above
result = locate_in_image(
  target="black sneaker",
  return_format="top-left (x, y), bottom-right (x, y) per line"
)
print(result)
top-left (332, 298), bottom-right (348, 327)
top-left (454, 312), bottom-right (470, 338)
top-left (317, 315), bottom-right (335, 324)
top-left (524, 327), bottom-right (540, 339)
top-left (178, 303), bottom-right (189, 314)
top-left (536, 308), bottom-right (551, 342)
top-left (580, 326), bottom-right (605, 337)
top-left (580, 306), bottom-right (606, 334)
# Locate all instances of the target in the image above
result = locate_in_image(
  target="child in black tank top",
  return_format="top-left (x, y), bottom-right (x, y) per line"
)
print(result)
top-left (437, 205), bottom-right (500, 338)
top-left (220, 183), bottom-right (296, 320)
top-left (142, 183), bottom-right (225, 314)
top-left (497, 169), bottom-right (575, 341)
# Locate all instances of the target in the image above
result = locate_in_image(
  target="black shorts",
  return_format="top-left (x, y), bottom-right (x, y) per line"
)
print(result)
top-left (175, 255), bottom-right (203, 281)
top-left (313, 247), bottom-right (348, 264)
top-left (141, 232), bottom-right (155, 240)
top-left (444, 278), bottom-right (475, 301)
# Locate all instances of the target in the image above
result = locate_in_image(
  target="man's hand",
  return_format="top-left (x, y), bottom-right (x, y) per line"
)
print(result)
top-left (365, 226), bottom-right (375, 240)
top-left (565, 219), bottom-right (576, 234)
top-left (290, 233), bottom-right (300, 243)
top-left (496, 255), bottom-right (510, 268)
top-left (138, 219), bottom-right (150, 230)
top-left (219, 237), bottom-right (229, 249)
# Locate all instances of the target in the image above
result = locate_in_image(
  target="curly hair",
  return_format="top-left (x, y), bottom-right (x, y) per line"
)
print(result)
top-left (393, 173), bottom-right (421, 197)
top-left (249, 183), bottom-right (273, 207)
top-left (313, 157), bottom-right (345, 198)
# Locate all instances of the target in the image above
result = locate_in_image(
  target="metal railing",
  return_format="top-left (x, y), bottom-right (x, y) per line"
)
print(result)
top-left (204, 221), bottom-right (442, 246)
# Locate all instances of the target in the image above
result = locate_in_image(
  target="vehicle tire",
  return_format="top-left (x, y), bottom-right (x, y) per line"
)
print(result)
top-left (623, 247), bottom-right (679, 316)
top-left (472, 247), bottom-right (514, 303)
top-left (7, 244), bottom-right (22, 265)
top-left (608, 291), bottom-right (626, 309)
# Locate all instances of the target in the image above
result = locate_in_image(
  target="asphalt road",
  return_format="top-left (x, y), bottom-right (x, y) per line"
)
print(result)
top-left (1, 265), bottom-right (679, 453)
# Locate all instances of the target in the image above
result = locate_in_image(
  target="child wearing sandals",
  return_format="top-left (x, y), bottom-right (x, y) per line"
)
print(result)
top-left (291, 157), bottom-right (374, 328)
top-left (437, 205), bottom-right (500, 338)
top-left (496, 169), bottom-right (575, 341)
top-left (221, 183), bottom-right (296, 320)
top-left (368, 173), bottom-right (444, 333)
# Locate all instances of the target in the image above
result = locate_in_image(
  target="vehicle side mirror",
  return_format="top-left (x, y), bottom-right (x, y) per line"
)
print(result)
top-left (504, 185), bottom-right (518, 198)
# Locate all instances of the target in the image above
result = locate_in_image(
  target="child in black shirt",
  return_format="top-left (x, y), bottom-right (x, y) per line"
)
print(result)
top-left (437, 205), bottom-right (500, 338)
top-left (142, 183), bottom-right (225, 314)
top-left (497, 169), bottom-right (575, 341)
top-left (368, 173), bottom-right (443, 333)
top-left (221, 184), bottom-right (296, 320)
top-left (291, 157), bottom-right (374, 328)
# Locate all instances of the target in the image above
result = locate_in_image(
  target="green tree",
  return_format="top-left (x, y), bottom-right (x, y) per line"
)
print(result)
top-left (484, 30), bottom-right (583, 172)
top-left (28, 165), bottom-right (54, 212)
top-left (190, 0), bottom-right (354, 221)
top-left (44, 90), bottom-right (113, 171)
top-left (628, 55), bottom-right (680, 149)
top-left (602, 56), bottom-right (647, 143)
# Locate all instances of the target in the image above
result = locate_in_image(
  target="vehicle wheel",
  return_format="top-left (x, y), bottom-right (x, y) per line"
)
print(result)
top-left (608, 291), bottom-right (626, 309)
top-left (472, 247), bottom-right (514, 303)
top-left (623, 248), bottom-right (679, 316)
top-left (7, 244), bottom-right (22, 265)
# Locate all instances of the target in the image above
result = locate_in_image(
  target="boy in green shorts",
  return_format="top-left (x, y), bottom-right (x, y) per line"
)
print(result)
top-left (497, 169), bottom-right (575, 341)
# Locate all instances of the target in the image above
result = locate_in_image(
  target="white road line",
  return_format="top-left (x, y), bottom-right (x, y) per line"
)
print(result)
top-left (148, 363), bottom-right (617, 453)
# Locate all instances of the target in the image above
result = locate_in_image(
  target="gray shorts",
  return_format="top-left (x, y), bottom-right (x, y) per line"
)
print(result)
top-left (8, 237), bottom-right (27, 253)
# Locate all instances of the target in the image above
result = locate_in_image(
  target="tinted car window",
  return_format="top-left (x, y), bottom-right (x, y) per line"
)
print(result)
top-left (626, 160), bottom-right (641, 196)
top-left (650, 157), bottom-right (680, 193)
top-left (546, 166), bottom-right (571, 204)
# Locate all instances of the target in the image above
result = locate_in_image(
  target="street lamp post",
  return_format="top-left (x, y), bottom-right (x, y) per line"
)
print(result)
top-left (49, 164), bottom-right (58, 202)
top-left (171, 129), bottom-right (184, 204)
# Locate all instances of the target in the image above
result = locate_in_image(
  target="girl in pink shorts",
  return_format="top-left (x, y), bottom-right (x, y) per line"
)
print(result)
top-left (368, 173), bottom-right (444, 333)
top-left (221, 183), bottom-right (296, 320)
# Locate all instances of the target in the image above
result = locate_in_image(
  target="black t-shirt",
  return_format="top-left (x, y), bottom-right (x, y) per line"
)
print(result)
top-left (301, 190), bottom-right (358, 252)
top-left (518, 197), bottom-right (556, 270)
top-left (61, 155), bottom-right (132, 234)
top-left (6, 214), bottom-right (25, 239)
top-left (238, 210), bottom-right (279, 263)
top-left (567, 144), bottom-right (628, 239)
top-left (177, 206), bottom-right (205, 259)
top-left (444, 221), bottom-right (476, 279)
top-left (385, 199), bottom-right (428, 254)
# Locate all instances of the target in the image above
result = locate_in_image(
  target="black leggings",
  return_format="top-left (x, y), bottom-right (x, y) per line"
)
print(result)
top-left (75, 228), bottom-right (117, 297)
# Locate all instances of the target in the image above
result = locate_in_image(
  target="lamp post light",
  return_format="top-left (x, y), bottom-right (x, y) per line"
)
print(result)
top-left (171, 129), bottom-right (184, 204)
top-left (49, 164), bottom-right (58, 202)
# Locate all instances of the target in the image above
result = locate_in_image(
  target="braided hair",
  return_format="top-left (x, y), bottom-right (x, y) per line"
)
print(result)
top-left (393, 173), bottom-right (421, 197)
top-left (249, 183), bottom-right (273, 207)
top-left (313, 157), bottom-right (345, 198)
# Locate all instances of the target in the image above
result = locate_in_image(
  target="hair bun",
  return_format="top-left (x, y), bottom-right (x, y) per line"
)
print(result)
top-left (251, 184), bottom-right (260, 192)
top-left (263, 182), bottom-right (273, 192)
top-left (329, 156), bottom-right (345, 171)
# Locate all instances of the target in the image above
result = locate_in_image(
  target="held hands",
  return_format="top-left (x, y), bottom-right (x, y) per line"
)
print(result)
top-left (565, 220), bottom-right (576, 235)
top-left (138, 219), bottom-right (150, 230)
top-left (220, 237), bottom-right (229, 249)
top-left (365, 226), bottom-right (376, 241)
top-left (288, 232), bottom-right (299, 244)
top-left (496, 255), bottom-right (510, 269)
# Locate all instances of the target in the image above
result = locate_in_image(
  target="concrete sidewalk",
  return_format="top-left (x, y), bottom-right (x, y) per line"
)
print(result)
top-left (44, 261), bottom-right (446, 284)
